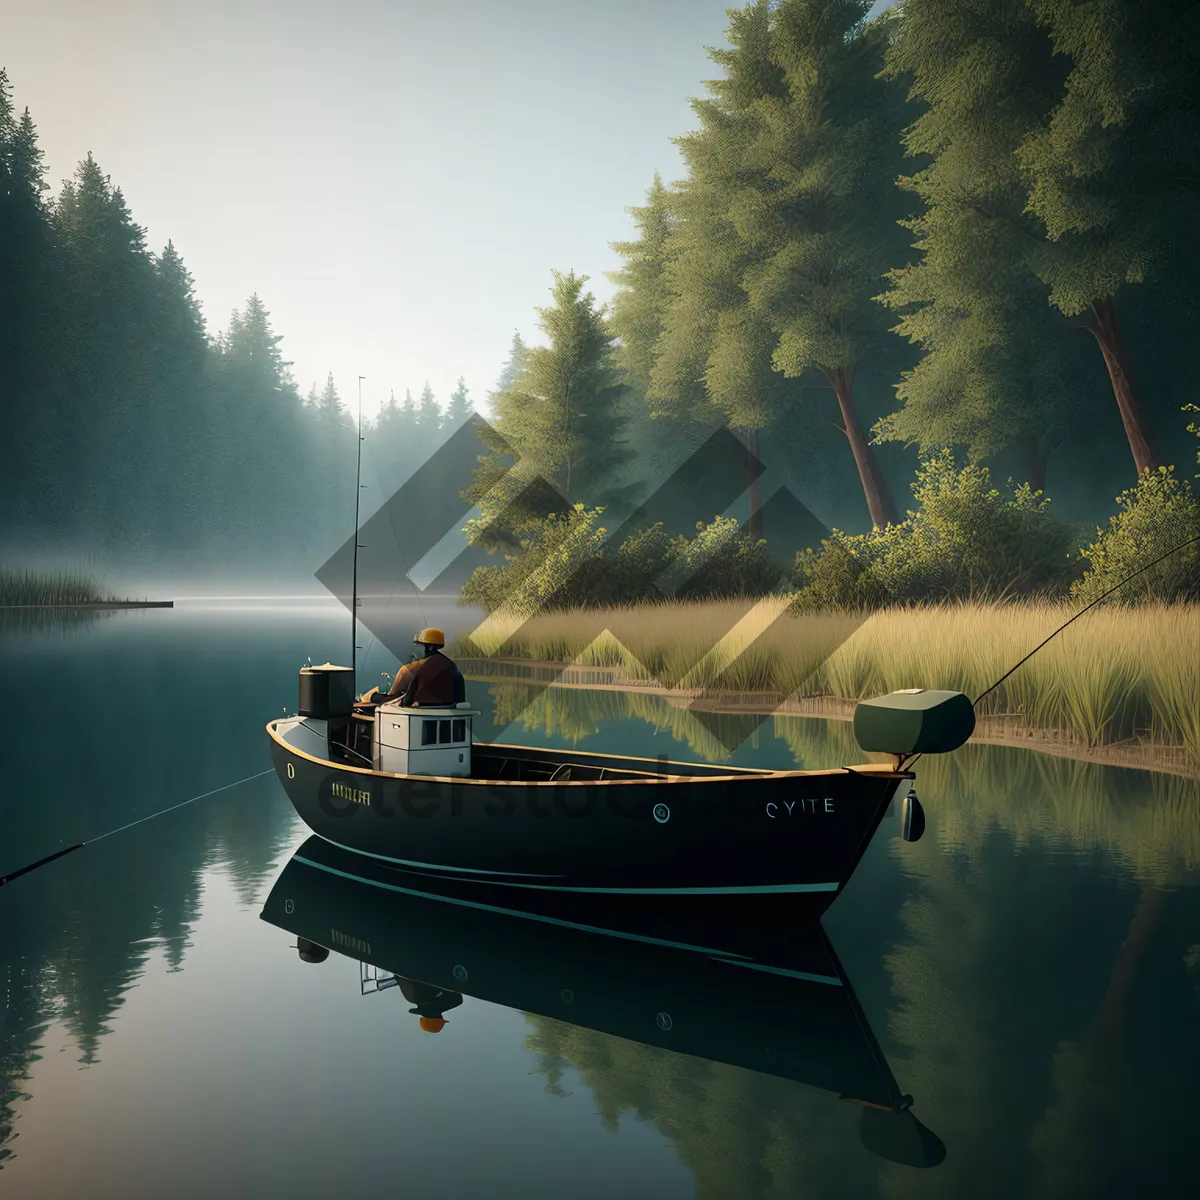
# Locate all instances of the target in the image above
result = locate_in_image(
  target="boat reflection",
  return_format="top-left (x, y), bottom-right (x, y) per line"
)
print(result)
top-left (262, 836), bottom-right (946, 1170)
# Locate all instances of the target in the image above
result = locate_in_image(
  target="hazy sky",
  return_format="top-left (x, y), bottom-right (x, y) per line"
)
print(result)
top-left (5, 0), bottom-right (895, 421)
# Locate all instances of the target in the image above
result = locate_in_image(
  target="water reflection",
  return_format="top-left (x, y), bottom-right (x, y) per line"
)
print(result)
top-left (0, 609), bottom-right (1198, 1196)
top-left (262, 837), bottom-right (947, 1179)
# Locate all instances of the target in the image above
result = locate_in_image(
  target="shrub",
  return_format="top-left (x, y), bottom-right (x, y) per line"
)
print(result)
top-left (461, 506), bottom-right (611, 615)
top-left (662, 516), bottom-right (785, 601)
top-left (791, 531), bottom-right (890, 612)
top-left (790, 452), bottom-right (1076, 608)
top-left (460, 511), bottom-right (784, 614)
top-left (1071, 466), bottom-right (1200, 605)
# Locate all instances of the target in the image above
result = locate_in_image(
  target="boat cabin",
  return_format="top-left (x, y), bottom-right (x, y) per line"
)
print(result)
top-left (372, 699), bottom-right (479, 778)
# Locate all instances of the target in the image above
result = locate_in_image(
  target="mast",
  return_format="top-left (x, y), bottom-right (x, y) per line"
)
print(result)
top-left (351, 375), bottom-right (365, 690)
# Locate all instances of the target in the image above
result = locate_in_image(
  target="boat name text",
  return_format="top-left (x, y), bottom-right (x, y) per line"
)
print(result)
top-left (331, 782), bottom-right (372, 807)
top-left (766, 799), bottom-right (835, 818)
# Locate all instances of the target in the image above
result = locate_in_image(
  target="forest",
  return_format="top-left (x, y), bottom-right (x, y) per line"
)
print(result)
top-left (0, 66), bottom-right (471, 578)
top-left (463, 0), bottom-right (1200, 618)
top-left (1, 0), bottom-right (1198, 603)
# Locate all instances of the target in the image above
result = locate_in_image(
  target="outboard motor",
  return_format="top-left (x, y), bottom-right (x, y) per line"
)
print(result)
top-left (852, 689), bottom-right (975, 844)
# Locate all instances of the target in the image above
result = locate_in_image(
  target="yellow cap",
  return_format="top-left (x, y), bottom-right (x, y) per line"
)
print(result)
top-left (419, 1017), bottom-right (447, 1033)
top-left (414, 628), bottom-right (446, 647)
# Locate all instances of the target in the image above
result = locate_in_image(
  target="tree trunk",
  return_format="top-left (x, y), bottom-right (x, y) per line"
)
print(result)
top-left (827, 368), bottom-right (899, 529)
top-left (1027, 433), bottom-right (1047, 494)
top-left (745, 426), bottom-right (764, 541)
top-left (1086, 886), bottom-right (1163, 1049)
top-left (1083, 295), bottom-right (1162, 477)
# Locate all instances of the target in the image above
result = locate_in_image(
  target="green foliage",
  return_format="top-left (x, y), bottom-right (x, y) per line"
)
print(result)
top-left (1185, 403), bottom-right (1200, 467)
top-left (643, 0), bottom-right (903, 528)
top-left (1071, 468), bottom-right (1200, 605)
top-left (0, 71), bottom-right (491, 569)
top-left (494, 330), bottom-right (529, 393)
top-left (647, 0), bottom-right (788, 431)
top-left (875, 0), bottom-right (1087, 477)
top-left (662, 515), bottom-right (783, 600)
top-left (1015, 0), bottom-right (1198, 318)
top-left (792, 452), bottom-right (1075, 606)
top-left (459, 510), bottom-right (782, 615)
top-left (464, 271), bottom-right (636, 552)
top-left (461, 506), bottom-right (614, 616)
top-left (791, 532), bottom-right (889, 612)
top-left (607, 172), bottom-right (677, 397)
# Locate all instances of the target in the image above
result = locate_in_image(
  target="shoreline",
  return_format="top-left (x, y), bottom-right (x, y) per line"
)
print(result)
top-left (0, 601), bottom-right (174, 610)
top-left (460, 658), bottom-right (1199, 781)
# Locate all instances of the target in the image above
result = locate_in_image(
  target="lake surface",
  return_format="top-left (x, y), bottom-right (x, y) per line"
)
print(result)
top-left (2, 600), bottom-right (1198, 1199)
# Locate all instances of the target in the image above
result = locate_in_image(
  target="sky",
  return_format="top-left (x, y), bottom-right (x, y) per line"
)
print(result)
top-left (4, 0), bottom-right (896, 422)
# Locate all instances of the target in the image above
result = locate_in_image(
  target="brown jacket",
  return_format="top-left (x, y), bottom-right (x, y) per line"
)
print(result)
top-left (388, 651), bottom-right (464, 707)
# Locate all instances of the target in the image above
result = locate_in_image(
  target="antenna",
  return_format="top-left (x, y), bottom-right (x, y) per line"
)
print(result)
top-left (351, 375), bottom-right (366, 691)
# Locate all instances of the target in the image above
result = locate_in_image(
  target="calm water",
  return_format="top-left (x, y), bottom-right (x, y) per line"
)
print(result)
top-left (2, 601), bottom-right (1198, 1199)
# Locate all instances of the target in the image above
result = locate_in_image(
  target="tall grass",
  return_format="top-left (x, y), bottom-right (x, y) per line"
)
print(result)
top-left (457, 598), bottom-right (1200, 762)
top-left (0, 566), bottom-right (110, 605)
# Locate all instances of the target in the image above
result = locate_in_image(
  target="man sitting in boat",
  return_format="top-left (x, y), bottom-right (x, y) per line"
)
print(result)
top-left (395, 976), bottom-right (464, 1033)
top-left (361, 627), bottom-right (465, 708)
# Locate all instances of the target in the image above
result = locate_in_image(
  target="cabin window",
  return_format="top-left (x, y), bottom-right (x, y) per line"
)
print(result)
top-left (421, 720), bottom-right (437, 746)
top-left (452, 719), bottom-right (466, 742)
top-left (439, 719), bottom-right (452, 744)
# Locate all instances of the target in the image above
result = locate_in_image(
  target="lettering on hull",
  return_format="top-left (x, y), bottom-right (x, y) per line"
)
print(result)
top-left (766, 798), bottom-right (837, 819)
top-left (331, 782), bottom-right (372, 807)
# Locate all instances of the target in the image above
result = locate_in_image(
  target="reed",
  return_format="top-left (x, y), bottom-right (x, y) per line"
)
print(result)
top-left (0, 566), bottom-right (110, 606)
top-left (457, 598), bottom-right (1200, 762)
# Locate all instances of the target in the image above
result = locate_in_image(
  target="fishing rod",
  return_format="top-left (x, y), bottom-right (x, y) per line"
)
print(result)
top-left (899, 530), bottom-right (1200, 772)
top-left (351, 374), bottom-right (366, 694)
top-left (0, 769), bottom-right (274, 890)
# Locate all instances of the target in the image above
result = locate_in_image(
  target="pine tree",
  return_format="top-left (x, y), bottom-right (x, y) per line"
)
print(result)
top-left (467, 271), bottom-right (635, 549)
top-left (0, 77), bottom-right (54, 527)
top-left (712, 0), bottom-right (900, 529)
top-left (607, 172), bottom-right (706, 499)
top-left (494, 331), bottom-right (529, 392)
top-left (607, 172), bottom-right (677, 397)
top-left (145, 241), bottom-right (210, 545)
top-left (875, 0), bottom-right (1086, 494)
top-left (648, 1), bottom-right (804, 537)
top-left (51, 153), bottom-right (159, 544)
top-left (1014, 0), bottom-right (1198, 477)
top-left (445, 376), bottom-right (473, 427)
top-left (416, 381), bottom-right (441, 452)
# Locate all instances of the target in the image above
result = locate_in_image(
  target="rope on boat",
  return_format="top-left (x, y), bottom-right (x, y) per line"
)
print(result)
top-left (0, 769), bottom-right (274, 890)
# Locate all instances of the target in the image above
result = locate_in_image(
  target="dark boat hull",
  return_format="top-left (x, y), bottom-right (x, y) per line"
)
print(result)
top-left (267, 720), bottom-right (909, 915)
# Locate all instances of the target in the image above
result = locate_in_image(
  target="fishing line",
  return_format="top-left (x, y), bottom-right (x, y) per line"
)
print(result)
top-left (0, 768), bottom-right (274, 890)
top-left (899, 531), bottom-right (1200, 772)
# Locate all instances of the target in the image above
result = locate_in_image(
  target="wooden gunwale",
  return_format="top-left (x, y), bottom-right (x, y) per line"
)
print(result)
top-left (265, 720), bottom-right (908, 787)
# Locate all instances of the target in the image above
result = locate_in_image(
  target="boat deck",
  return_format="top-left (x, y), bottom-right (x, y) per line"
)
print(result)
top-left (320, 710), bottom-right (770, 781)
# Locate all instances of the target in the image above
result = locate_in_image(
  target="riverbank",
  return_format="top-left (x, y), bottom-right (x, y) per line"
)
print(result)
top-left (0, 566), bottom-right (113, 606)
top-left (0, 601), bottom-right (173, 610)
top-left (455, 598), bottom-right (1200, 772)
top-left (0, 567), bottom-right (173, 609)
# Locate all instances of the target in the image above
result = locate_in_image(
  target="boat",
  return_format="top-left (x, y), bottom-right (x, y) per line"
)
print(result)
top-left (260, 836), bottom-right (947, 1169)
top-left (265, 662), bottom-right (974, 919)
